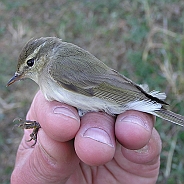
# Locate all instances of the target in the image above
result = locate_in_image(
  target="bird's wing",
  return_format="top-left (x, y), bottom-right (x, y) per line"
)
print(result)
top-left (48, 43), bottom-right (166, 105)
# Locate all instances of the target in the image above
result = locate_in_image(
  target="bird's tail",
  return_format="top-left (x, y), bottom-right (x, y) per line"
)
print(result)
top-left (154, 108), bottom-right (184, 127)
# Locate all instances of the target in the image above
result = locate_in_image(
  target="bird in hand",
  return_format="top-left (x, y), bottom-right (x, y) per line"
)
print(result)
top-left (7, 37), bottom-right (184, 145)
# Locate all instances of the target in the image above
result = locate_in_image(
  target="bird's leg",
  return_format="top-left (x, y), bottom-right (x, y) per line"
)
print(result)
top-left (13, 118), bottom-right (41, 147)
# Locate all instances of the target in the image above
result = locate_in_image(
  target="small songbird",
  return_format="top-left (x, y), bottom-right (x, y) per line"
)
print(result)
top-left (7, 37), bottom-right (184, 144)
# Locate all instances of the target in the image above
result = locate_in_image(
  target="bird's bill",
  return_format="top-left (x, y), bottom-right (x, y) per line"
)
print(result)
top-left (7, 73), bottom-right (22, 86)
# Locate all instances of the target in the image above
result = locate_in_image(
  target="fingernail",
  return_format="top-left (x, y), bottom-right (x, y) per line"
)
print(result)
top-left (53, 107), bottom-right (80, 122)
top-left (120, 115), bottom-right (149, 130)
top-left (83, 127), bottom-right (113, 147)
top-left (134, 145), bottom-right (149, 154)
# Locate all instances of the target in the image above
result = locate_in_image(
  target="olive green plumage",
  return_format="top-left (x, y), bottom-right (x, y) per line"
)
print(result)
top-left (8, 37), bottom-right (184, 127)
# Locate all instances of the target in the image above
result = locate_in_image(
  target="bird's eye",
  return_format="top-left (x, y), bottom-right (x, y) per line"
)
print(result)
top-left (27, 58), bottom-right (34, 67)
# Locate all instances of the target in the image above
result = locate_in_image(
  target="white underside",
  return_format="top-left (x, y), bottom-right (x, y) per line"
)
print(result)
top-left (39, 77), bottom-right (162, 116)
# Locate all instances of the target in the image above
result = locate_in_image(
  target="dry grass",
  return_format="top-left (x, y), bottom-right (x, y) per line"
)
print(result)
top-left (0, 0), bottom-right (184, 183)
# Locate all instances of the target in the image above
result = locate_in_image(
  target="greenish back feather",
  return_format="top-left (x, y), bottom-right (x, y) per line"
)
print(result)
top-left (48, 41), bottom-right (165, 106)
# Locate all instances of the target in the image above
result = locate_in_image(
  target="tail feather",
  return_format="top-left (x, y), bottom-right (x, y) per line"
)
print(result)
top-left (154, 108), bottom-right (184, 127)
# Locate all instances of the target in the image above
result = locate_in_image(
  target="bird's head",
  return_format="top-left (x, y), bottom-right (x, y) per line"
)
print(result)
top-left (7, 37), bottom-right (61, 86)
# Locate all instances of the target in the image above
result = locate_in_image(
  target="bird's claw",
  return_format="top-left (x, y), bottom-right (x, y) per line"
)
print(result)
top-left (13, 118), bottom-right (41, 147)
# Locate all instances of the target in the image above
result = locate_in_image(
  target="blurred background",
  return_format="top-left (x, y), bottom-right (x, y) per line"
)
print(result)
top-left (0, 0), bottom-right (184, 183)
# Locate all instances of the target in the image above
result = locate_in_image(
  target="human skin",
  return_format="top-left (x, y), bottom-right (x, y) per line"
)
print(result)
top-left (11, 90), bottom-right (162, 184)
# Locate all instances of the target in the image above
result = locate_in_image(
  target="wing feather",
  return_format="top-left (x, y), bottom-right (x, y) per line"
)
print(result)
top-left (48, 42), bottom-right (167, 106)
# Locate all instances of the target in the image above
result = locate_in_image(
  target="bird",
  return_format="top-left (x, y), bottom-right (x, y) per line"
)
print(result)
top-left (7, 37), bottom-right (184, 144)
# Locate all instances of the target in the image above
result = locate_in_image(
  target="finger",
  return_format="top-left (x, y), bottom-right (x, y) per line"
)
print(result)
top-left (116, 128), bottom-right (161, 183)
top-left (11, 91), bottom-right (80, 184)
top-left (115, 110), bottom-right (154, 150)
top-left (121, 128), bottom-right (162, 165)
top-left (28, 90), bottom-right (80, 142)
top-left (75, 112), bottom-right (116, 166)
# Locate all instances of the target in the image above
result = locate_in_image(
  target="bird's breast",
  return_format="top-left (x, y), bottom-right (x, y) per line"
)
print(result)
top-left (39, 78), bottom-right (118, 114)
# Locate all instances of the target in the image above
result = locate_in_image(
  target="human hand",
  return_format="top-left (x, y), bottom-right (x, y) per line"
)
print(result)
top-left (11, 90), bottom-right (161, 184)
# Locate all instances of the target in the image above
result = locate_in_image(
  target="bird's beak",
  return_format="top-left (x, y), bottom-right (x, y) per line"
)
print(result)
top-left (7, 73), bottom-right (23, 86)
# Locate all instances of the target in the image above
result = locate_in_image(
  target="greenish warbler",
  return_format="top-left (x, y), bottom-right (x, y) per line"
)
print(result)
top-left (7, 37), bottom-right (184, 144)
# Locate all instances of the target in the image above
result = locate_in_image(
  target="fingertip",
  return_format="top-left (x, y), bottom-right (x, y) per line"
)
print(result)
top-left (75, 112), bottom-right (116, 166)
top-left (27, 90), bottom-right (80, 142)
top-left (43, 104), bottom-right (80, 141)
top-left (115, 110), bottom-right (154, 150)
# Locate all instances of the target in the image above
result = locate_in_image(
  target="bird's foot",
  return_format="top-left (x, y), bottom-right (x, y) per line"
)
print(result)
top-left (13, 118), bottom-right (41, 147)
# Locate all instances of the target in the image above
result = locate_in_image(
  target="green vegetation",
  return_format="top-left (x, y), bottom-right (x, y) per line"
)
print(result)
top-left (0, 0), bottom-right (184, 183)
